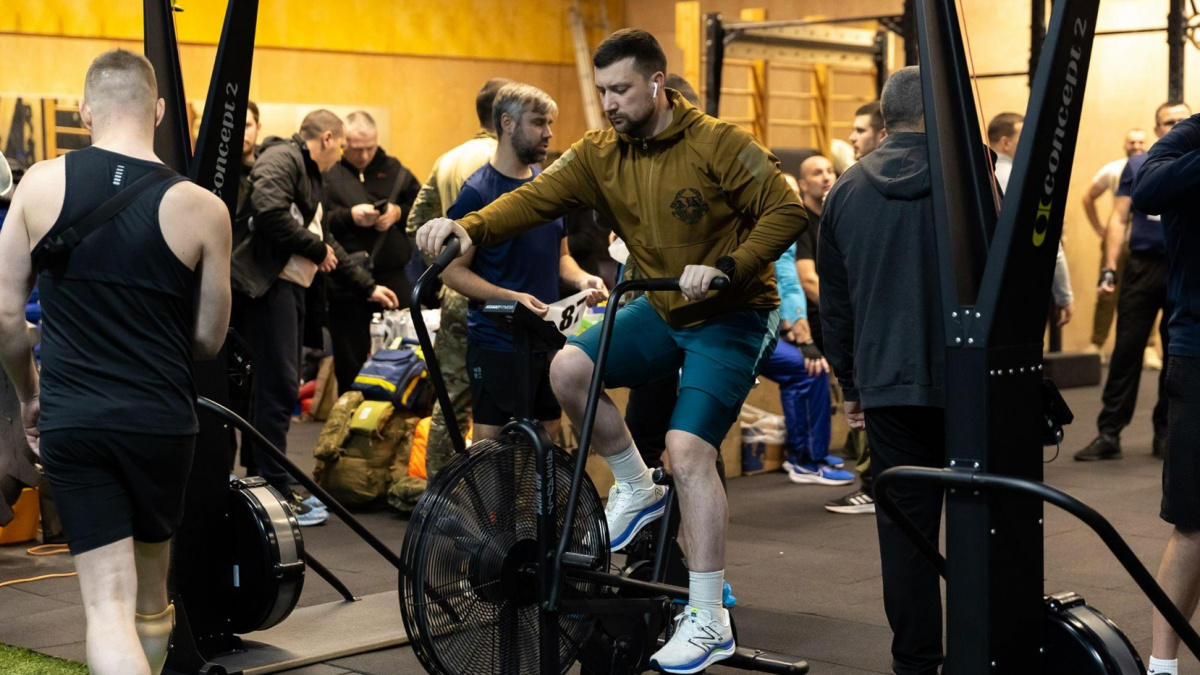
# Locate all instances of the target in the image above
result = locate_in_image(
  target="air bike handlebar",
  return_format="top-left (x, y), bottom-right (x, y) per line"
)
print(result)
top-left (873, 466), bottom-right (1200, 662)
top-left (547, 274), bottom-right (729, 610)
top-left (409, 236), bottom-right (466, 455)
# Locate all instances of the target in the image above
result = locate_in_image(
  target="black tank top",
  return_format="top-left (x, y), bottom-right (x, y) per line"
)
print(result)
top-left (37, 146), bottom-right (198, 435)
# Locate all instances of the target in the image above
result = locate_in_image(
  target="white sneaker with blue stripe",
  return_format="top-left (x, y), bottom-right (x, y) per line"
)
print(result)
top-left (783, 455), bottom-right (845, 472)
top-left (605, 482), bottom-right (667, 551)
top-left (788, 462), bottom-right (855, 485)
top-left (650, 605), bottom-right (736, 674)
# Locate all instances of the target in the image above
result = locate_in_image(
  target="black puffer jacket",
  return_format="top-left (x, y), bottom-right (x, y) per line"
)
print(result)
top-left (817, 132), bottom-right (945, 409)
top-left (232, 134), bottom-right (374, 298)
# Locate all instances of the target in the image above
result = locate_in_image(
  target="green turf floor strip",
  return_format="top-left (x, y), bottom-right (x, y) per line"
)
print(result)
top-left (0, 643), bottom-right (88, 674)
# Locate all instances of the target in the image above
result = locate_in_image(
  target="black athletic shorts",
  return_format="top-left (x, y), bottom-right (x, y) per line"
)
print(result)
top-left (39, 429), bottom-right (195, 555)
top-left (466, 342), bottom-right (563, 426)
top-left (1162, 355), bottom-right (1200, 528)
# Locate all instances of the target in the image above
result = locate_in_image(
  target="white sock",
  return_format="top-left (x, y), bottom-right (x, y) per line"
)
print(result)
top-left (1149, 656), bottom-right (1178, 675)
top-left (689, 569), bottom-right (725, 614)
top-left (605, 443), bottom-right (654, 491)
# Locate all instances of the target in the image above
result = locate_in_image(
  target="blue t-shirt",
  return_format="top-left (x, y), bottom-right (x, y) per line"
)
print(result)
top-left (1118, 153), bottom-right (1164, 256)
top-left (447, 163), bottom-right (565, 351)
top-left (1132, 113), bottom-right (1200, 357)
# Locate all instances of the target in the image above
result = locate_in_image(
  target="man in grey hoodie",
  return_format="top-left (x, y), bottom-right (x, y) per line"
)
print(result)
top-left (818, 66), bottom-right (946, 675)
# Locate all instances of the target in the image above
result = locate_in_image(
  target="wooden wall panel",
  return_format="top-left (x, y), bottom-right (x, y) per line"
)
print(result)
top-left (3, 0), bottom-right (622, 64)
top-left (627, 0), bottom-right (903, 81)
top-left (0, 33), bottom-right (591, 180)
top-left (965, 0), bottom-right (1200, 351)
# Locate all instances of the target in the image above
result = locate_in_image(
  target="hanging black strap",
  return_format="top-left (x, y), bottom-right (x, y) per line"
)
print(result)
top-left (32, 166), bottom-right (177, 272)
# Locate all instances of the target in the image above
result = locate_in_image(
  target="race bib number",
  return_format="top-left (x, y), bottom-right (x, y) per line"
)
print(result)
top-left (545, 290), bottom-right (591, 336)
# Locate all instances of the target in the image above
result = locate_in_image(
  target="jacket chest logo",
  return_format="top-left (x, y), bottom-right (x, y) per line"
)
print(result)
top-left (670, 188), bottom-right (710, 225)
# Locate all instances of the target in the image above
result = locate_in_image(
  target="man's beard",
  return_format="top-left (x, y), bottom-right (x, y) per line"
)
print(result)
top-left (512, 127), bottom-right (547, 165)
top-left (612, 105), bottom-right (656, 138)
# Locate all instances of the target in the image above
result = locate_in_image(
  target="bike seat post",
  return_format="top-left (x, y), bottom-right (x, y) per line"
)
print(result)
top-left (514, 323), bottom-right (534, 422)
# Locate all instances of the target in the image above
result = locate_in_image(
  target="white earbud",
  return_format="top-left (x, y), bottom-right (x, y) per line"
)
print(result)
top-left (652, 82), bottom-right (659, 98)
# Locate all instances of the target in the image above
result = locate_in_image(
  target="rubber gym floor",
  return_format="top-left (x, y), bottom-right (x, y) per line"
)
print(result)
top-left (0, 368), bottom-right (1191, 674)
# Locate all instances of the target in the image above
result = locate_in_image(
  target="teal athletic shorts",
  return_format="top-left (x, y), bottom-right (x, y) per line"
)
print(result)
top-left (566, 296), bottom-right (779, 449)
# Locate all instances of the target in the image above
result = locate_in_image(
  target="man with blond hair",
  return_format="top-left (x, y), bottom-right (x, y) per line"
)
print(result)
top-left (442, 82), bottom-right (607, 441)
top-left (394, 78), bottom-right (508, 508)
top-left (0, 49), bottom-right (231, 675)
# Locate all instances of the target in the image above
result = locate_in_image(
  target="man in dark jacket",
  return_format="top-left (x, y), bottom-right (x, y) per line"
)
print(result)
top-left (818, 66), bottom-right (947, 675)
top-left (323, 110), bottom-right (421, 394)
top-left (233, 109), bottom-right (397, 523)
top-left (1132, 111), bottom-right (1200, 675)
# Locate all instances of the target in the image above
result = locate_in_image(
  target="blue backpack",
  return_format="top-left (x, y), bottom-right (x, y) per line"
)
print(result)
top-left (351, 342), bottom-right (434, 417)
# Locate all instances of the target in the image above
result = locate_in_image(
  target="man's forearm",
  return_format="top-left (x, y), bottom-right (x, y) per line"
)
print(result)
top-left (1103, 219), bottom-right (1126, 270)
top-left (559, 254), bottom-right (591, 290)
top-left (442, 266), bottom-right (522, 303)
top-left (800, 278), bottom-right (819, 305)
top-left (1082, 198), bottom-right (1103, 236)
top-left (0, 316), bottom-right (38, 402)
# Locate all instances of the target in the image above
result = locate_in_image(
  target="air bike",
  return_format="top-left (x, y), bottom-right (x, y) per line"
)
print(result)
top-left (398, 237), bottom-right (809, 675)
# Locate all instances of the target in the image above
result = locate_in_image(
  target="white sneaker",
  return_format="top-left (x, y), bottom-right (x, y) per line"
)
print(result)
top-left (783, 455), bottom-right (844, 473)
top-left (1145, 347), bottom-right (1163, 370)
top-left (650, 605), bottom-right (736, 674)
top-left (605, 481), bottom-right (667, 551)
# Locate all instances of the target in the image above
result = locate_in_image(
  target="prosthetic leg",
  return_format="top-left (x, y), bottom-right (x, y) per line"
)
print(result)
top-left (136, 604), bottom-right (175, 675)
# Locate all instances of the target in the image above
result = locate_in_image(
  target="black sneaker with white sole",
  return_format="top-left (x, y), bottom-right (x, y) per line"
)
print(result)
top-left (824, 488), bottom-right (875, 514)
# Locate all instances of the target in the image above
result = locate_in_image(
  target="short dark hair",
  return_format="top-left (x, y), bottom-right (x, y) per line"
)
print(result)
top-left (298, 109), bottom-right (344, 141)
top-left (665, 73), bottom-right (699, 106)
top-left (84, 49), bottom-right (158, 117)
top-left (476, 78), bottom-right (512, 130)
top-left (987, 112), bottom-right (1024, 144)
top-left (880, 66), bottom-right (923, 132)
top-left (247, 100), bottom-right (260, 125)
top-left (855, 101), bottom-right (883, 134)
top-left (592, 29), bottom-right (667, 79)
top-left (1155, 100), bottom-right (1191, 126)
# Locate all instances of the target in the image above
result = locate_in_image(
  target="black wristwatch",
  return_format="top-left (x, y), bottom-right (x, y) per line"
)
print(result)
top-left (799, 340), bottom-right (824, 362)
top-left (1098, 267), bottom-right (1117, 287)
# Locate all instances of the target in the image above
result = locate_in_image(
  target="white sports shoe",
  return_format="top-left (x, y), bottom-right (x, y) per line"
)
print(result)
top-left (650, 605), bottom-right (736, 674)
top-left (605, 481), bottom-right (667, 551)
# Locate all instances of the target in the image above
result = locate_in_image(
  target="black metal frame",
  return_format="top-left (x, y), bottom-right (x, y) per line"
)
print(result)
top-left (873, 467), bottom-right (1200, 661)
top-left (972, 0), bottom-right (1190, 99)
top-left (404, 251), bottom-right (806, 674)
top-left (702, 9), bottom-right (915, 118)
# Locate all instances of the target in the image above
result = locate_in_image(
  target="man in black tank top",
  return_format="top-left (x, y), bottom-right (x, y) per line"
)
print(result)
top-left (0, 49), bottom-right (231, 675)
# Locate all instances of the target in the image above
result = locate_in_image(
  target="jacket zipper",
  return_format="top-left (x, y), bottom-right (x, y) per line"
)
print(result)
top-left (645, 142), bottom-right (660, 254)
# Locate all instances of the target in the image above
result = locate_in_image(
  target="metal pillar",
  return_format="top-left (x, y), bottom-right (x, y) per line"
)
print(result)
top-left (1168, 0), bottom-right (1186, 100)
top-left (704, 13), bottom-right (725, 117)
top-left (1031, 0), bottom-right (1047, 85)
